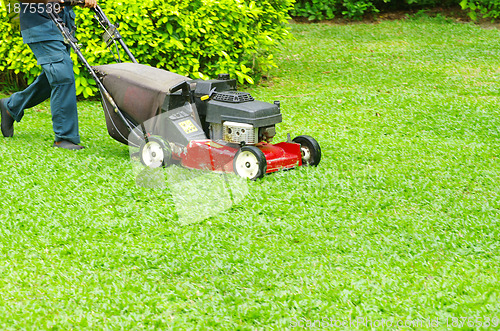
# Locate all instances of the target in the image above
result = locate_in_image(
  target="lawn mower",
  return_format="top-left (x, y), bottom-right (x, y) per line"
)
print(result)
top-left (50, 1), bottom-right (322, 180)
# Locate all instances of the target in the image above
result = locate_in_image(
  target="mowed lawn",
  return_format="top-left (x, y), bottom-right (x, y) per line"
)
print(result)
top-left (1, 15), bottom-right (500, 329)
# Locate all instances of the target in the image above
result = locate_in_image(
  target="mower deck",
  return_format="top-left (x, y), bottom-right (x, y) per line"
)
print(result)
top-left (179, 140), bottom-right (302, 176)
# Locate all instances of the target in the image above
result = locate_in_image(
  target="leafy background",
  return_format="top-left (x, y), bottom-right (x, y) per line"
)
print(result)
top-left (292, 0), bottom-right (463, 21)
top-left (2, 0), bottom-right (500, 97)
top-left (0, 0), bottom-right (294, 97)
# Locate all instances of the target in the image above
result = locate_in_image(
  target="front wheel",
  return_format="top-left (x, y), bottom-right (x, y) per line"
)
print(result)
top-left (293, 135), bottom-right (321, 167)
top-left (139, 136), bottom-right (171, 168)
top-left (233, 146), bottom-right (267, 180)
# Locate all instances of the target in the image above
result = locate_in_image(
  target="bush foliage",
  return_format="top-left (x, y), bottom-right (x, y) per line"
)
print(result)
top-left (290, 0), bottom-right (500, 21)
top-left (291, 0), bottom-right (460, 20)
top-left (0, 0), bottom-right (294, 97)
top-left (460, 0), bottom-right (500, 19)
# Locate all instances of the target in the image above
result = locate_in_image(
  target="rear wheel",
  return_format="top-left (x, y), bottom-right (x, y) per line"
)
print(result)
top-left (293, 135), bottom-right (321, 167)
top-left (233, 146), bottom-right (267, 180)
top-left (140, 136), bottom-right (171, 168)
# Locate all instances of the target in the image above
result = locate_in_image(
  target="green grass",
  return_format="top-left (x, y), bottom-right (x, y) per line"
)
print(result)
top-left (1, 16), bottom-right (500, 329)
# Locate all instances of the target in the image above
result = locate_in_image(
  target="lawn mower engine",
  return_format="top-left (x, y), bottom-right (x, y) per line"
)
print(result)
top-left (95, 63), bottom-right (321, 180)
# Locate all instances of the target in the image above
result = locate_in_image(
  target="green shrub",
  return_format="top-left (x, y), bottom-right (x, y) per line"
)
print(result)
top-left (291, 0), bottom-right (338, 20)
top-left (291, 0), bottom-right (460, 20)
top-left (0, 0), bottom-right (294, 97)
top-left (460, 0), bottom-right (500, 19)
top-left (342, 0), bottom-right (378, 19)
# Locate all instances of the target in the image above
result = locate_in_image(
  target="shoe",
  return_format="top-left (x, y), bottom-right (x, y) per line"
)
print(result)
top-left (0, 99), bottom-right (14, 137)
top-left (53, 140), bottom-right (85, 150)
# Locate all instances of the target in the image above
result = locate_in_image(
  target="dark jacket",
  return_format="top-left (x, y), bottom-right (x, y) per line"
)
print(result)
top-left (19, 3), bottom-right (76, 44)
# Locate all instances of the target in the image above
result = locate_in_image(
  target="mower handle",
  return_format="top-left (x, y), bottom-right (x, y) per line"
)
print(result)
top-left (51, 1), bottom-right (138, 64)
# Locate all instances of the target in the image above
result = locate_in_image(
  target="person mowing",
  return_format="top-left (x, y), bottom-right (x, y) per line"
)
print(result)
top-left (0, 0), bottom-right (97, 150)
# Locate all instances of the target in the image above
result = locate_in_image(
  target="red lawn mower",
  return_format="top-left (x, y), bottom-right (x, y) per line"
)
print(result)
top-left (51, 2), bottom-right (321, 180)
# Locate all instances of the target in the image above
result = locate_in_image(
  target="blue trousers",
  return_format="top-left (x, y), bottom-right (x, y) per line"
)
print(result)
top-left (5, 40), bottom-right (80, 144)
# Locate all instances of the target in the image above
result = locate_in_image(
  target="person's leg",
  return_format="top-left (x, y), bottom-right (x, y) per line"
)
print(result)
top-left (1, 41), bottom-right (80, 145)
top-left (1, 60), bottom-right (52, 137)
top-left (4, 71), bottom-right (52, 123)
top-left (30, 41), bottom-right (80, 145)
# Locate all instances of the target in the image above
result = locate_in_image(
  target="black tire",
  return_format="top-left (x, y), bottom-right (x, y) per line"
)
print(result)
top-left (233, 146), bottom-right (267, 180)
top-left (139, 136), bottom-right (172, 168)
top-left (293, 135), bottom-right (321, 167)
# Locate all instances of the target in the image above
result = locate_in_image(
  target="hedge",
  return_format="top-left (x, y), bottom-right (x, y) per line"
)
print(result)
top-left (0, 0), bottom-right (294, 97)
top-left (460, 0), bottom-right (500, 19)
top-left (1, 0), bottom-right (497, 97)
top-left (291, 0), bottom-right (461, 20)
top-left (290, 0), bottom-right (499, 21)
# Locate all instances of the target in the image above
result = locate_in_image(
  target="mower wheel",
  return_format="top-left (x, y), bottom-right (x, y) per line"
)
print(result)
top-left (293, 135), bottom-right (321, 167)
top-left (139, 136), bottom-right (171, 168)
top-left (233, 146), bottom-right (267, 180)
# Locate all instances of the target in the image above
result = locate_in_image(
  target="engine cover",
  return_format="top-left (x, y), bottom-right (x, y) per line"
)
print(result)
top-left (205, 97), bottom-right (282, 128)
top-left (193, 79), bottom-right (282, 129)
